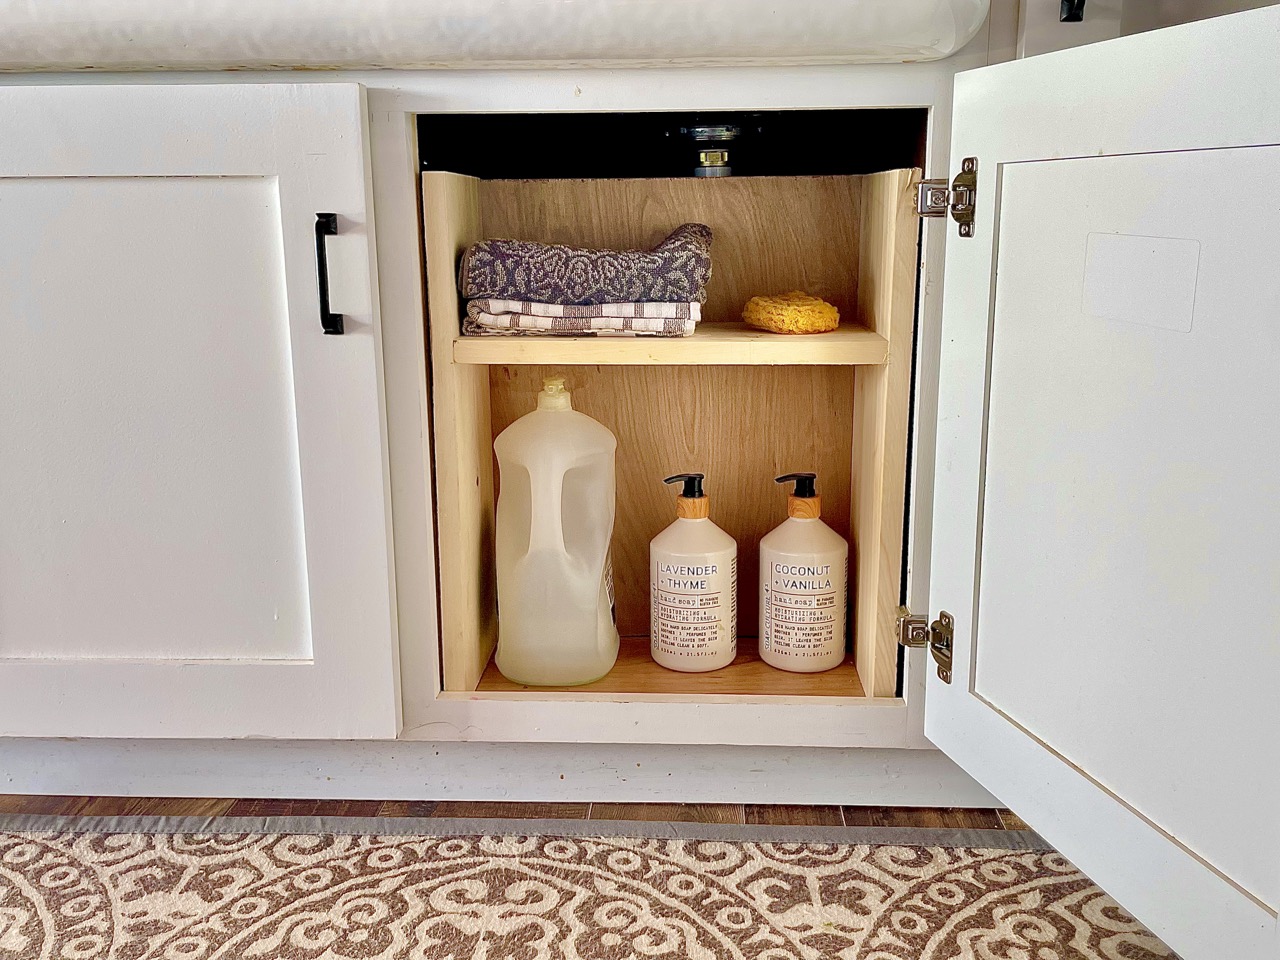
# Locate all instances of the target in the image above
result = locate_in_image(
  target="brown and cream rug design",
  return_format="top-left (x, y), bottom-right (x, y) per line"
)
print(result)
top-left (0, 817), bottom-right (1174, 959)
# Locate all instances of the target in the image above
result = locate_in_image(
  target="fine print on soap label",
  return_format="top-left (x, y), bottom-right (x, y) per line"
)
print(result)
top-left (652, 559), bottom-right (737, 658)
top-left (762, 561), bottom-right (840, 657)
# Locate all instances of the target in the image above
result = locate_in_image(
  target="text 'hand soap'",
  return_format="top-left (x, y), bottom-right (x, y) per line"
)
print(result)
top-left (650, 473), bottom-right (738, 672)
top-left (759, 472), bottom-right (849, 673)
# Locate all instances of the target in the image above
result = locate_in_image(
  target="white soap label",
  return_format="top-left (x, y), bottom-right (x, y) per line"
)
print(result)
top-left (651, 556), bottom-right (737, 668)
top-left (1083, 232), bottom-right (1200, 333)
top-left (762, 560), bottom-right (845, 660)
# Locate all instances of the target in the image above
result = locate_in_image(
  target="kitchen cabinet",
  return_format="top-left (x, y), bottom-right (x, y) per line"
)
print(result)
top-left (0, 83), bottom-right (398, 738)
top-left (407, 13), bottom-right (1269, 957)
top-left (0, 7), bottom-right (1276, 958)
top-left (408, 10), bottom-right (1276, 956)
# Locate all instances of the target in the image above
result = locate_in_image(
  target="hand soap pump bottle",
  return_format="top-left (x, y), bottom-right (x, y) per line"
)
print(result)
top-left (493, 375), bottom-right (619, 686)
top-left (650, 473), bottom-right (738, 672)
top-left (759, 472), bottom-right (849, 673)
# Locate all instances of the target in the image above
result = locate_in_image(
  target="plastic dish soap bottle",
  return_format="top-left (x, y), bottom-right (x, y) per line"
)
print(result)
top-left (493, 376), bottom-right (619, 686)
top-left (650, 473), bottom-right (738, 672)
top-left (759, 472), bottom-right (849, 673)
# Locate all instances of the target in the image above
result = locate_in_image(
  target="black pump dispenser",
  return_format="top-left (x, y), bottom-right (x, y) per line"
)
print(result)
top-left (664, 473), bottom-right (705, 498)
top-left (775, 472), bottom-right (817, 498)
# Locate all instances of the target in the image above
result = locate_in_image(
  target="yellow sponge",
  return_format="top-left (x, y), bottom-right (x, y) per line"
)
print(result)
top-left (742, 291), bottom-right (840, 334)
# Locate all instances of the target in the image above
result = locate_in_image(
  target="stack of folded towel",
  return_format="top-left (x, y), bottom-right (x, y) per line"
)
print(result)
top-left (458, 223), bottom-right (713, 337)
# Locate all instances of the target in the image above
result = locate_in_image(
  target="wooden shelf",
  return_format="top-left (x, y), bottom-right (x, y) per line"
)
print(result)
top-left (452, 322), bottom-right (889, 366)
top-left (474, 636), bottom-right (865, 699)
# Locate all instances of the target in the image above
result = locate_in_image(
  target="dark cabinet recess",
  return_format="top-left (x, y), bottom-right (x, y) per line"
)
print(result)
top-left (419, 109), bottom-right (927, 181)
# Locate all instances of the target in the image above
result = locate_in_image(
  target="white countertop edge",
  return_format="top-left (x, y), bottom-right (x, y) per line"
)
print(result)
top-left (0, 0), bottom-right (990, 72)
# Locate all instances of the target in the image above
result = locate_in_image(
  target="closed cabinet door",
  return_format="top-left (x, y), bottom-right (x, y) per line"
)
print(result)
top-left (0, 83), bottom-right (398, 738)
top-left (926, 8), bottom-right (1279, 960)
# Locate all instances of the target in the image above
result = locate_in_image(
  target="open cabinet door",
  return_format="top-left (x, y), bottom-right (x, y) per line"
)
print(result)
top-left (927, 8), bottom-right (1279, 959)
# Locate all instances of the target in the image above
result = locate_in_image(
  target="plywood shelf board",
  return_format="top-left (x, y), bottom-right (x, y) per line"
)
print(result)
top-left (453, 322), bottom-right (890, 366)
top-left (475, 635), bottom-right (865, 698)
top-left (851, 168), bottom-right (919, 697)
top-left (423, 172), bottom-right (498, 693)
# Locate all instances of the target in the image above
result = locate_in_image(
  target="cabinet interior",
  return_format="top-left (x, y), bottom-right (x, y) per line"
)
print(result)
top-left (419, 111), bottom-right (922, 703)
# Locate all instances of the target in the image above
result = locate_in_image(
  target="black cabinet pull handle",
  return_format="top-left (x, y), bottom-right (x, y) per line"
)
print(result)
top-left (1060, 0), bottom-right (1085, 21)
top-left (315, 213), bottom-right (344, 335)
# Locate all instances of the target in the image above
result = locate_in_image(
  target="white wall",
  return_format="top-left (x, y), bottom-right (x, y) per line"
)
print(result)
top-left (1018, 0), bottom-right (1279, 57)
top-left (1019, 0), bottom-right (1123, 57)
top-left (1122, 0), bottom-right (1279, 33)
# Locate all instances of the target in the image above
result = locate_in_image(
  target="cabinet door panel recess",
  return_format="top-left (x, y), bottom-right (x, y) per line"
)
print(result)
top-left (0, 84), bottom-right (397, 739)
top-left (423, 168), bottom-right (918, 700)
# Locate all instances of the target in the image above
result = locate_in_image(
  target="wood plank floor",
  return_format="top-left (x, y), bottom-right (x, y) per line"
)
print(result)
top-left (0, 795), bottom-right (1025, 829)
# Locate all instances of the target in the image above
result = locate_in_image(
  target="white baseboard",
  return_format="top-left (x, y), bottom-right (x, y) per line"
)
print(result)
top-left (0, 739), bottom-right (997, 807)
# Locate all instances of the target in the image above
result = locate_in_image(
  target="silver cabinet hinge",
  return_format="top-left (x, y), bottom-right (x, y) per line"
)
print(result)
top-left (916, 157), bottom-right (977, 238)
top-left (896, 606), bottom-right (954, 683)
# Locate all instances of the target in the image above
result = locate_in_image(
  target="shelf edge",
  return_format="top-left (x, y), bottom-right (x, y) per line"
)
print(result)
top-left (452, 327), bottom-right (891, 366)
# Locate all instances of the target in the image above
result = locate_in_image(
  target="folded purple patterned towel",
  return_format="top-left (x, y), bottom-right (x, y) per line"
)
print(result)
top-left (465, 300), bottom-right (699, 337)
top-left (459, 224), bottom-right (713, 305)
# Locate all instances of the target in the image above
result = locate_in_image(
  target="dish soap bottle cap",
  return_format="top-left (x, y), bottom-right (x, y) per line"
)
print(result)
top-left (665, 473), bottom-right (709, 519)
top-left (776, 472), bottom-right (821, 519)
top-left (537, 375), bottom-right (572, 411)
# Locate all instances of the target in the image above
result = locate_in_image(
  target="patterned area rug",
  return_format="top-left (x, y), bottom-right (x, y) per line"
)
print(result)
top-left (0, 816), bottom-right (1175, 959)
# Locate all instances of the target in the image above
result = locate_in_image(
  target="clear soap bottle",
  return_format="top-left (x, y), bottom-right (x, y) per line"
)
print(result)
top-left (493, 376), bottom-right (619, 686)
top-left (759, 472), bottom-right (849, 673)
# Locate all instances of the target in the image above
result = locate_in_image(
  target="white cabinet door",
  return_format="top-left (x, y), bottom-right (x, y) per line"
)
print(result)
top-left (0, 84), bottom-right (398, 739)
top-left (928, 8), bottom-right (1279, 959)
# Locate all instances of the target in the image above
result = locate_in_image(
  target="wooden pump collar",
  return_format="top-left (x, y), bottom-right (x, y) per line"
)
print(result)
top-left (676, 496), bottom-right (710, 520)
top-left (787, 495), bottom-right (822, 519)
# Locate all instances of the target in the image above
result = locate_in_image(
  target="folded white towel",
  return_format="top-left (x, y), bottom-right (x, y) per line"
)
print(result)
top-left (464, 299), bottom-right (700, 337)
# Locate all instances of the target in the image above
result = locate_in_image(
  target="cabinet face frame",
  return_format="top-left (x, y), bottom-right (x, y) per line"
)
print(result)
top-left (361, 63), bottom-right (969, 746)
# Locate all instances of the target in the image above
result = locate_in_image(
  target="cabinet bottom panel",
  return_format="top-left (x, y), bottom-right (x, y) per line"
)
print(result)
top-left (475, 635), bottom-right (865, 699)
top-left (0, 739), bottom-right (996, 807)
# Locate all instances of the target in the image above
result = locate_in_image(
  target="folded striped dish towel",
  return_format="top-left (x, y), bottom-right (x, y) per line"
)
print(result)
top-left (460, 224), bottom-right (713, 305)
top-left (465, 299), bottom-right (700, 337)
